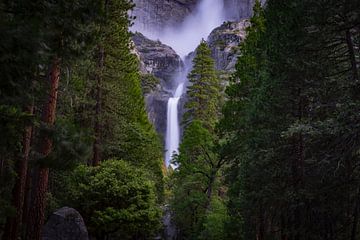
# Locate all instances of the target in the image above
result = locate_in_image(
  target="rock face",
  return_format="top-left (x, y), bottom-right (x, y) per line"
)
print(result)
top-left (133, 33), bottom-right (183, 139)
top-left (223, 0), bottom-right (255, 21)
top-left (42, 207), bottom-right (89, 240)
top-left (132, 0), bottom-right (198, 34)
top-left (133, 32), bottom-right (183, 86)
top-left (207, 20), bottom-right (249, 72)
top-left (132, 0), bottom-right (260, 35)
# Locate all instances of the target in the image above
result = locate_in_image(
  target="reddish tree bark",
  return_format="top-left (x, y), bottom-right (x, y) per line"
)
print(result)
top-left (3, 105), bottom-right (34, 240)
top-left (22, 165), bottom-right (33, 237)
top-left (25, 57), bottom-right (60, 240)
top-left (92, 46), bottom-right (104, 166)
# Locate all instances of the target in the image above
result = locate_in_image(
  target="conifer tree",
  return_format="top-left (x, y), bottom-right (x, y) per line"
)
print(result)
top-left (184, 40), bottom-right (220, 130)
top-left (171, 41), bottom-right (225, 239)
top-left (221, 0), bottom-right (360, 239)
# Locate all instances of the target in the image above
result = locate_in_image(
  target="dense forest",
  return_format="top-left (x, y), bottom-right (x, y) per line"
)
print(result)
top-left (0, 0), bottom-right (360, 240)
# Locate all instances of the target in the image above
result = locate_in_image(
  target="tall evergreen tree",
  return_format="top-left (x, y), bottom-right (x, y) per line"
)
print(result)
top-left (184, 40), bottom-right (221, 130)
top-left (171, 41), bottom-right (226, 239)
top-left (221, 0), bottom-right (360, 239)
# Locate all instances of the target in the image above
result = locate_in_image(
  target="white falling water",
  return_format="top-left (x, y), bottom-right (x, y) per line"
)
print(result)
top-left (165, 83), bottom-right (184, 166)
top-left (162, 0), bottom-right (225, 167)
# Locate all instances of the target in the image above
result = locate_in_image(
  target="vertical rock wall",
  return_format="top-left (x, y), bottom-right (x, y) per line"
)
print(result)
top-left (223, 0), bottom-right (255, 21)
top-left (131, 0), bottom-right (198, 34)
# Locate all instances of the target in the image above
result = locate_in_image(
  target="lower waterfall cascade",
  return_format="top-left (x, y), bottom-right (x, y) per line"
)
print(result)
top-left (165, 83), bottom-right (184, 167)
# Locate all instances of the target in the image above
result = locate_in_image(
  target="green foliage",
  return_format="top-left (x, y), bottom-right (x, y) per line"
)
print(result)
top-left (87, 0), bottom-right (164, 198)
top-left (140, 74), bottom-right (160, 94)
top-left (68, 160), bottom-right (162, 239)
top-left (221, 0), bottom-right (360, 239)
top-left (171, 40), bottom-right (225, 237)
top-left (199, 197), bottom-right (229, 240)
top-left (184, 40), bottom-right (221, 130)
top-left (0, 0), bottom-right (164, 237)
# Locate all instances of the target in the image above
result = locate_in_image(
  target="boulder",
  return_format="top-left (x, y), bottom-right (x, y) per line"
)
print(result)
top-left (42, 207), bottom-right (89, 240)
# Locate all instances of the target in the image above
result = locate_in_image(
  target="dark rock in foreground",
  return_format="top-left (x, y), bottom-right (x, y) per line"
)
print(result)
top-left (42, 207), bottom-right (89, 240)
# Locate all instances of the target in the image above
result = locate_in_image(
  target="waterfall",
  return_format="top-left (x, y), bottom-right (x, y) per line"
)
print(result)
top-left (162, 0), bottom-right (224, 167)
top-left (132, 0), bottom-right (225, 167)
top-left (165, 83), bottom-right (184, 166)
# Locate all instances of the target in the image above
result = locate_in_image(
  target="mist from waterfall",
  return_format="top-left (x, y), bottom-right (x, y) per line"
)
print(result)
top-left (158, 0), bottom-right (225, 58)
top-left (133, 0), bottom-right (225, 58)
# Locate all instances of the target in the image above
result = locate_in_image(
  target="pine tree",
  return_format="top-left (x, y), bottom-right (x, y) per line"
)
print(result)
top-left (171, 41), bottom-right (226, 239)
top-left (221, 0), bottom-right (360, 239)
top-left (184, 40), bottom-right (220, 130)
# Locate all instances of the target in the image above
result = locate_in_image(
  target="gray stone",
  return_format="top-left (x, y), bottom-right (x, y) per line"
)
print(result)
top-left (133, 32), bottom-right (183, 87)
top-left (132, 0), bottom-right (263, 34)
top-left (207, 20), bottom-right (249, 72)
top-left (131, 0), bottom-right (198, 34)
top-left (42, 207), bottom-right (89, 240)
top-left (223, 0), bottom-right (255, 21)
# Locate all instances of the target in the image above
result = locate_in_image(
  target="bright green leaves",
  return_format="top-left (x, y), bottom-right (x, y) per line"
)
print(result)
top-left (69, 160), bottom-right (161, 239)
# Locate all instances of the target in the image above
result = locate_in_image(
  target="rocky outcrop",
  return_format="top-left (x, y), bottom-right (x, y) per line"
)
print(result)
top-left (207, 20), bottom-right (249, 72)
top-left (132, 0), bottom-right (197, 34)
top-left (133, 32), bottom-right (183, 87)
top-left (42, 207), bottom-right (89, 240)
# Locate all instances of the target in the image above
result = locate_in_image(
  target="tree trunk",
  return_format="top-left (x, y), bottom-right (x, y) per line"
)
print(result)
top-left (205, 169), bottom-right (217, 211)
top-left (92, 46), bottom-right (104, 166)
top-left (25, 57), bottom-right (60, 240)
top-left (256, 204), bottom-right (265, 240)
top-left (345, 30), bottom-right (359, 81)
top-left (3, 105), bottom-right (34, 240)
top-left (22, 166), bottom-right (34, 238)
top-left (351, 188), bottom-right (360, 240)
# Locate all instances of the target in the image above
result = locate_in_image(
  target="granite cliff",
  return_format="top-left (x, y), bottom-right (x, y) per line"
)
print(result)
top-left (132, 0), bottom-right (257, 35)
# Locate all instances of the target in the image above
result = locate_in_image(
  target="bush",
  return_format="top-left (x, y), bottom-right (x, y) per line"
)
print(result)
top-left (68, 159), bottom-right (162, 239)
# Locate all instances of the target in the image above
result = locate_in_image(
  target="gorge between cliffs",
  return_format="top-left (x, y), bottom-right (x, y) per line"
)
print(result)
top-left (132, 0), bottom-right (251, 167)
